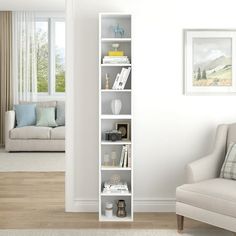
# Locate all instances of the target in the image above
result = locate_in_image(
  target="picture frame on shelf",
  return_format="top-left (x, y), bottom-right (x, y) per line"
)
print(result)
top-left (184, 29), bottom-right (236, 95)
top-left (116, 122), bottom-right (129, 140)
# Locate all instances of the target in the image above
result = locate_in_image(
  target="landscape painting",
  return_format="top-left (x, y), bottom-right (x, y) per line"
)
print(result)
top-left (192, 38), bottom-right (232, 87)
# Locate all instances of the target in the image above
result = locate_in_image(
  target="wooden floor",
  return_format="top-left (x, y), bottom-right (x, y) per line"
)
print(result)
top-left (0, 172), bottom-right (215, 229)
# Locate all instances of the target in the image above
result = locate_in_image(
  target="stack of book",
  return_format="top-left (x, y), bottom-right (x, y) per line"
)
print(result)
top-left (112, 67), bottom-right (131, 90)
top-left (103, 56), bottom-right (130, 64)
top-left (119, 145), bottom-right (131, 168)
top-left (103, 181), bottom-right (129, 194)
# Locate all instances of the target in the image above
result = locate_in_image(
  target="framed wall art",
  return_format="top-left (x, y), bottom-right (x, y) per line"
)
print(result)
top-left (184, 29), bottom-right (236, 94)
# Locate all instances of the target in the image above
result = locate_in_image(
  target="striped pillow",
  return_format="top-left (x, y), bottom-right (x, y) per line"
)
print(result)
top-left (220, 142), bottom-right (236, 180)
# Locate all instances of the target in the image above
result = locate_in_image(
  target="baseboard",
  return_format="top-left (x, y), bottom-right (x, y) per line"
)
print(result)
top-left (70, 198), bottom-right (176, 212)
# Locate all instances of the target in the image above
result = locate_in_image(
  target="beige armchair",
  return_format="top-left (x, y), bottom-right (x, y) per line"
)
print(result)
top-left (176, 124), bottom-right (236, 233)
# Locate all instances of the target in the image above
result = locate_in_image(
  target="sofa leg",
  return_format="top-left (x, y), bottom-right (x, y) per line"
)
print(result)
top-left (177, 214), bottom-right (184, 233)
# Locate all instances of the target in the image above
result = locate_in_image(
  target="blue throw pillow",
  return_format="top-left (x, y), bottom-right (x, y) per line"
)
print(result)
top-left (14, 104), bottom-right (36, 127)
top-left (56, 101), bottom-right (65, 126)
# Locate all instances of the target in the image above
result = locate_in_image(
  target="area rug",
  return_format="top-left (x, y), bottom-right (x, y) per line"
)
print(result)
top-left (0, 229), bottom-right (233, 236)
top-left (0, 149), bottom-right (65, 172)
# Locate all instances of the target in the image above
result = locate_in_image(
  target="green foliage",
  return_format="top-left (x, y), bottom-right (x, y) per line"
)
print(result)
top-left (36, 28), bottom-right (65, 93)
top-left (197, 68), bottom-right (201, 80)
top-left (56, 72), bottom-right (65, 92)
top-left (36, 29), bottom-right (49, 92)
top-left (202, 69), bottom-right (207, 80)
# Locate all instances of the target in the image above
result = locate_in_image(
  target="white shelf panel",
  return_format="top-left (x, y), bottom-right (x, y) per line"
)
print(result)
top-left (101, 115), bottom-right (132, 119)
top-left (101, 141), bottom-right (131, 145)
top-left (101, 89), bottom-right (131, 93)
top-left (101, 167), bottom-right (132, 171)
top-left (101, 38), bottom-right (131, 42)
top-left (100, 215), bottom-right (132, 222)
top-left (101, 64), bottom-right (131, 67)
top-left (101, 192), bottom-right (132, 196)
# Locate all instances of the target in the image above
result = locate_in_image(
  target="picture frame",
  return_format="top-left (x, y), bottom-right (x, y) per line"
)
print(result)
top-left (116, 122), bottom-right (129, 140)
top-left (184, 29), bottom-right (236, 95)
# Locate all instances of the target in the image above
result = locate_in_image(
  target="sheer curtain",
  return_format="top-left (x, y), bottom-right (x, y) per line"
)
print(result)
top-left (12, 12), bottom-right (37, 103)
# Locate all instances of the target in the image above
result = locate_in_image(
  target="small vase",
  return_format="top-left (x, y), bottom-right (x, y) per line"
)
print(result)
top-left (111, 99), bottom-right (122, 115)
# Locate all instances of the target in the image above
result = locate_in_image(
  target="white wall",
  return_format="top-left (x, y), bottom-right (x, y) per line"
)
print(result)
top-left (0, 0), bottom-right (65, 11)
top-left (66, 0), bottom-right (236, 212)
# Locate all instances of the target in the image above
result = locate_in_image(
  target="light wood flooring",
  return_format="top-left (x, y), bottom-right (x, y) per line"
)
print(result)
top-left (0, 172), bottom-right (216, 229)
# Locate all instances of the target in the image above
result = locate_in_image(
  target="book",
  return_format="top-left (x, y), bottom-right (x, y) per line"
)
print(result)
top-left (112, 73), bottom-right (120, 89)
top-left (117, 67), bottom-right (131, 89)
top-left (108, 51), bottom-right (124, 56)
top-left (116, 68), bottom-right (126, 89)
top-left (103, 56), bottom-right (130, 64)
top-left (119, 146), bottom-right (126, 167)
top-left (123, 145), bottom-right (128, 167)
top-left (127, 145), bottom-right (131, 168)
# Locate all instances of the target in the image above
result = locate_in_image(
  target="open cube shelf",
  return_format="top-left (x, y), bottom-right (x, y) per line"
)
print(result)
top-left (99, 13), bottom-right (133, 222)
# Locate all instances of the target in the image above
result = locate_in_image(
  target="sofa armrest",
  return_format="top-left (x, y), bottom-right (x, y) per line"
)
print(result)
top-left (186, 124), bottom-right (228, 183)
top-left (5, 111), bottom-right (15, 141)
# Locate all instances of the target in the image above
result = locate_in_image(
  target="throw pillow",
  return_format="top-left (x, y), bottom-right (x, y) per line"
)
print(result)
top-left (220, 142), bottom-right (236, 180)
top-left (14, 104), bottom-right (36, 127)
top-left (56, 101), bottom-right (65, 126)
top-left (36, 107), bottom-right (57, 127)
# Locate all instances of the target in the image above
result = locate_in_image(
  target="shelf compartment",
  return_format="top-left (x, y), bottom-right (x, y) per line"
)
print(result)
top-left (101, 66), bottom-right (131, 90)
top-left (100, 195), bottom-right (132, 221)
top-left (101, 144), bottom-right (132, 168)
top-left (101, 119), bottom-right (131, 142)
top-left (101, 41), bottom-right (131, 64)
top-left (101, 170), bottom-right (131, 193)
top-left (101, 92), bottom-right (131, 115)
top-left (101, 15), bottom-right (131, 38)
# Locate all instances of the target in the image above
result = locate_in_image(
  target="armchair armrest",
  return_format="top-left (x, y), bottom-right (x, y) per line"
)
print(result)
top-left (186, 124), bottom-right (228, 183)
top-left (5, 110), bottom-right (15, 143)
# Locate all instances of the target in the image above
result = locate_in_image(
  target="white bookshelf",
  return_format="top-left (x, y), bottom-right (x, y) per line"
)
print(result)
top-left (99, 13), bottom-right (133, 222)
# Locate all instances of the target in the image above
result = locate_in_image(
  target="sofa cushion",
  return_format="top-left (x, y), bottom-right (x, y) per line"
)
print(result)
top-left (36, 107), bottom-right (57, 127)
top-left (176, 178), bottom-right (236, 218)
top-left (10, 126), bottom-right (51, 139)
top-left (51, 126), bottom-right (65, 140)
top-left (227, 123), bottom-right (236, 149)
top-left (14, 104), bottom-right (36, 127)
top-left (220, 142), bottom-right (236, 180)
top-left (56, 101), bottom-right (65, 126)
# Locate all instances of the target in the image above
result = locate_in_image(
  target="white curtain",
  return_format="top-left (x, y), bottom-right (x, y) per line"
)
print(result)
top-left (12, 12), bottom-right (37, 103)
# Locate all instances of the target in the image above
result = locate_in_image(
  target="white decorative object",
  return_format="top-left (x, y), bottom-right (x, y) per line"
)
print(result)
top-left (105, 202), bottom-right (113, 218)
top-left (111, 99), bottom-right (122, 115)
top-left (105, 73), bottom-right (110, 89)
top-left (103, 153), bottom-right (110, 166)
top-left (112, 43), bottom-right (119, 51)
top-left (111, 151), bottom-right (117, 166)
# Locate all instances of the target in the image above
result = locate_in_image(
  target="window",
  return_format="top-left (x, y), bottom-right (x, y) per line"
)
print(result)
top-left (36, 18), bottom-right (65, 95)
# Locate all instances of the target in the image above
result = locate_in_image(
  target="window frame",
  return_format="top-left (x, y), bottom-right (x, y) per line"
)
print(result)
top-left (36, 15), bottom-right (65, 97)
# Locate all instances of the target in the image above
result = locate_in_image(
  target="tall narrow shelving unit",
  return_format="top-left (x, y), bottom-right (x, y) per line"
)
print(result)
top-left (99, 13), bottom-right (133, 222)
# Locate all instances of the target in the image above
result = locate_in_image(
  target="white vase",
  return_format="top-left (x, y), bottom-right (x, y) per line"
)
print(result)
top-left (111, 99), bottom-right (122, 115)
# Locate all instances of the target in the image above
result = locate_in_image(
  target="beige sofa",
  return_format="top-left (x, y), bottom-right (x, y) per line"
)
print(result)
top-left (5, 101), bottom-right (65, 152)
top-left (176, 123), bottom-right (236, 233)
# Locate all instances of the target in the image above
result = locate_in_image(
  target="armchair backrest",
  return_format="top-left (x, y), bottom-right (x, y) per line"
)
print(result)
top-left (227, 123), bottom-right (236, 149)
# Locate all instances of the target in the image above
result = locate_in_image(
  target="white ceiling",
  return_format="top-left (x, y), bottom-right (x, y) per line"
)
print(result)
top-left (0, 0), bottom-right (65, 11)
